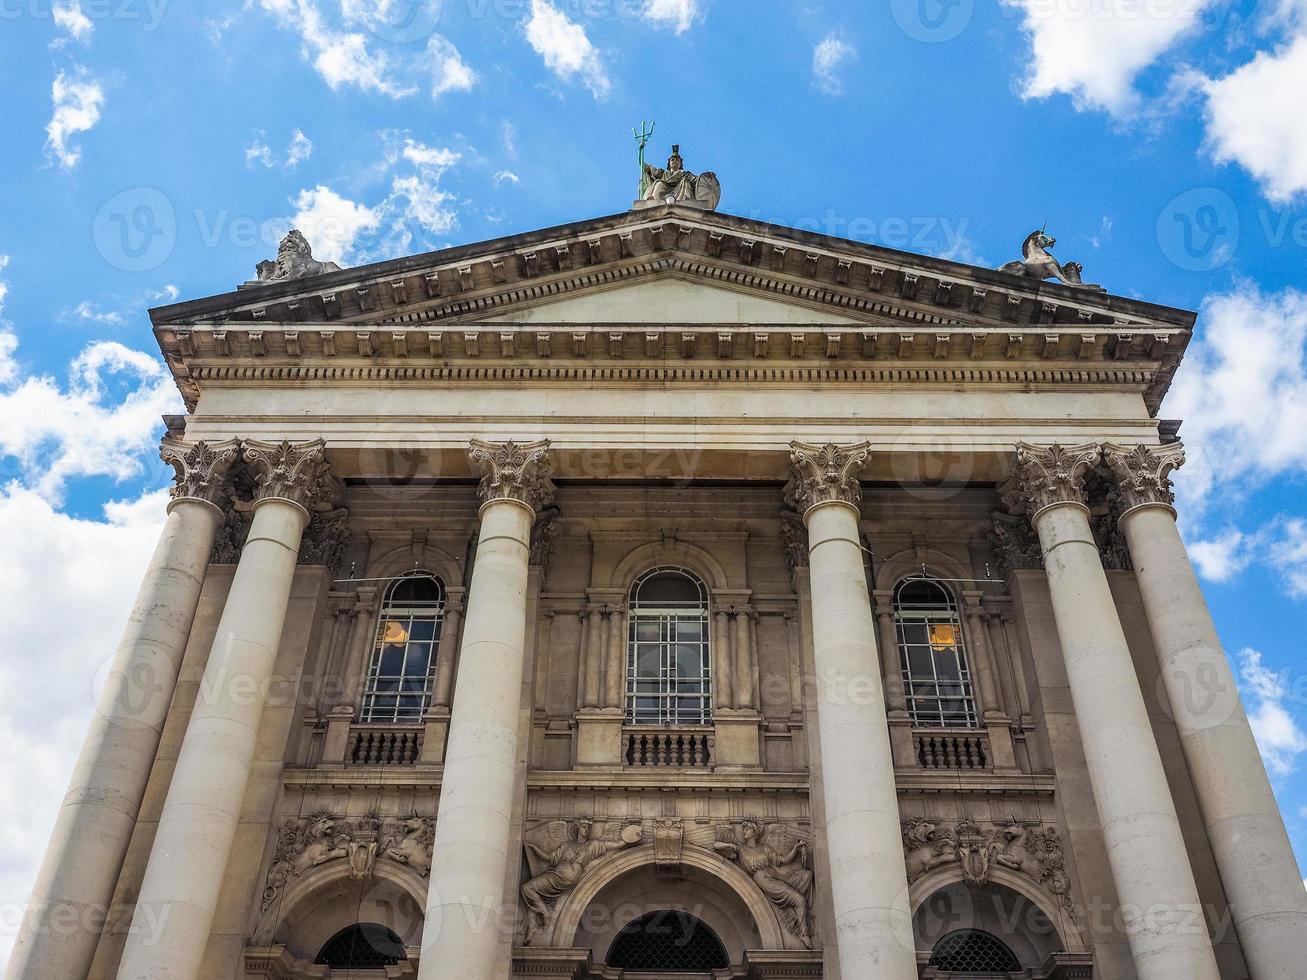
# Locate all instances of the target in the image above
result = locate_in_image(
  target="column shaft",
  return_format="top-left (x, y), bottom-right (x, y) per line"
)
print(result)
top-left (1123, 503), bottom-right (1307, 978)
top-left (963, 604), bottom-right (1003, 719)
top-left (603, 605), bottom-right (626, 708)
top-left (1033, 502), bottom-right (1220, 980)
top-left (582, 605), bottom-right (603, 709)
top-left (6, 499), bottom-right (222, 980)
top-left (419, 497), bottom-right (535, 980)
top-left (712, 608), bottom-right (734, 709)
top-left (431, 596), bottom-right (464, 709)
top-left (803, 501), bottom-right (915, 976)
top-left (733, 609), bottom-right (755, 709)
top-left (114, 497), bottom-right (310, 980)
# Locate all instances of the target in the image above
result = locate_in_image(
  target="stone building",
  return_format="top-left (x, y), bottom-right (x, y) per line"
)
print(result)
top-left (9, 163), bottom-right (1307, 980)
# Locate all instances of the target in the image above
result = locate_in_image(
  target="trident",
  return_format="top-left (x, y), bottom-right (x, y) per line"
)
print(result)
top-left (633, 121), bottom-right (655, 198)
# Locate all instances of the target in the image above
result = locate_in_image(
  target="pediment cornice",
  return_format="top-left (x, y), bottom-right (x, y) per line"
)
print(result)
top-left (150, 206), bottom-right (1196, 334)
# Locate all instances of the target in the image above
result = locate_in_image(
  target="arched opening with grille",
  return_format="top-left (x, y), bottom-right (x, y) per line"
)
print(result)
top-left (314, 922), bottom-right (407, 969)
top-left (929, 928), bottom-right (1021, 974)
top-left (606, 910), bottom-right (730, 972)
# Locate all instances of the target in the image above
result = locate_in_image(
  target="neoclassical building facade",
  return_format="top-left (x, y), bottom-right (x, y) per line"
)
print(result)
top-left (10, 192), bottom-right (1307, 980)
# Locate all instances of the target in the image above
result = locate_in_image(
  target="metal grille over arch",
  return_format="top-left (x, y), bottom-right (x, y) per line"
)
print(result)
top-left (314, 922), bottom-right (407, 969)
top-left (626, 566), bottom-right (713, 726)
top-left (928, 928), bottom-right (1021, 973)
top-left (606, 910), bottom-right (730, 972)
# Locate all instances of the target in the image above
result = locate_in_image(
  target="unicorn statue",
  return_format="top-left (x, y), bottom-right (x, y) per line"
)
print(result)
top-left (998, 228), bottom-right (1105, 291)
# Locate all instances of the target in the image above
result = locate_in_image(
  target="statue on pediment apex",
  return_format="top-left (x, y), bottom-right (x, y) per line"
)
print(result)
top-left (999, 228), bottom-right (1104, 291)
top-left (638, 143), bottom-right (721, 211)
top-left (246, 229), bottom-right (341, 286)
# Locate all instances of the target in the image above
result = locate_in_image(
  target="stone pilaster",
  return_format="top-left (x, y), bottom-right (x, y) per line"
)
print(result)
top-left (7, 440), bottom-right (237, 980)
top-left (1009, 443), bottom-right (1220, 980)
top-left (786, 442), bottom-right (916, 978)
top-left (419, 440), bottom-right (550, 980)
top-left (1106, 442), bottom-right (1307, 978)
top-left (114, 440), bottom-right (332, 980)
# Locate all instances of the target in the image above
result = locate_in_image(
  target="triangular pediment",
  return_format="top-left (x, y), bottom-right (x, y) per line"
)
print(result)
top-left (472, 275), bottom-right (862, 325)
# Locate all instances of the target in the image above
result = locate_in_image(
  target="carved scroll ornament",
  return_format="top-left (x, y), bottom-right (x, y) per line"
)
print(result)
top-left (785, 441), bottom-right (870, 513)
top-left (469, 438), bottom-right (554, 512)
top-left (1103, 442), bottom-right (1184, 513)
top-left (160, 437), bottom-right (240, 506)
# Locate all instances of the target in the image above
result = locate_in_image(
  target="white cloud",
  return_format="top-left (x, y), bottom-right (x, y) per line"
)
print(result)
top-left (813, 32), bottom-right (857, 95)
top-left (245, 133), bottom-right (275, 169)
top-left (51, 0), bottom-right (93, 45)
top-left (1186, 528), bottom-right (1255, 582)
top-left (645, 0), bottom-right (698, 34)
top-left (493, 169), bottom-right (521, 186)
top-left (1001, 0), bottom-right (1219, 115)
top-left (1202, 32), bottom-right (1307, 203)
top-left (45, 69), bottom-right (105, 169)
top-left (0, 257), bottom-right (17, 387)
top-left (0, 486), bottom-right (167, 966)
top-left (288, 185), bottom-right (383, 265)
top-left (69, 301), bottom-right (125, 326)
top-left (253, 0), bottom-right (415, 98)
top-left (1239, 648), bottom-right (1307, 776)
top-left (399, 140), bottom-right (458, 170)
top-left (1271, 518), bottom-right (1307, 598)
top-left (522, 0), bottom-right (610, 99)
top-left (427, 34), bottom-right (475, 97)
top-left (1164, 285), bottom-right (1307, 511)
top-left (286, 128), bottom-right (314, 168)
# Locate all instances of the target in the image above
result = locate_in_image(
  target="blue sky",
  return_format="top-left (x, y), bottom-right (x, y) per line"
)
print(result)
top-left (2, 0), bottom-right (1307, 962)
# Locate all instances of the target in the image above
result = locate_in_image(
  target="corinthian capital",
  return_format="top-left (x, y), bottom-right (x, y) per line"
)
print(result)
top-left (1103, 442), bottom-right (1184, 512)
top-left (1005, 443), bottom-right (1100, 517)
top-left (469, 439), bottom-right (553, 512)
top-left (160, 437), bottom-right (240, 506)
top-left (786, 441), bottom-right (870, 513)
top-left (243, 439), bottom-right (336, 512)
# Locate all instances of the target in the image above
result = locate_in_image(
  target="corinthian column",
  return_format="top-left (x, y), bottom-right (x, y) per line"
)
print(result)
top-left (1105, 443), bottom-right (1307, 978)
top-left (787, 442), bottom-right (916, 978)
top-left (419, 439), bottom-right (551, 980)
top-left (1010, 444), bottom-right (1220, 980)
top-left (6, 440), bottom-right (237, 980)
top-left (115, 440), bottom-right (333, 980)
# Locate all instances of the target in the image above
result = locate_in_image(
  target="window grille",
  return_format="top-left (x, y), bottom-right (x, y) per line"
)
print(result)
top-left (625, 567), bottom-right (713, 727)
top-left (928, 928), bottom-right (1021, 973)
top-left (314, 923), bottom-right (407, 969)
top-left (894, 577), bottom-right (978, 728)
top-left (606, 910), bottom-right (730, 971)
top-left (359, 572), bottom-right (445, 724)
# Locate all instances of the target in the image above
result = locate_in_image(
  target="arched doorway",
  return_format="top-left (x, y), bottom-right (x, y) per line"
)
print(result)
top-left (606, 910), bottom-right (730, 974)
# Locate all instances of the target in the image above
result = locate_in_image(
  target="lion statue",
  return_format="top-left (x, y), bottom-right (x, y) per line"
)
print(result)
top-left (901, 819), bottom-right (957, 882)
top-left (250, 229), bottom-right (341, 285)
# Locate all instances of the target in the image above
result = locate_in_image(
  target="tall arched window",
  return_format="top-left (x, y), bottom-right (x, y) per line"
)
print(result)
top-left (894, 577), bottom-right (977, 728)
top-left (360, 572), bottom-right (445, 724)
top-left (626, 567), bottom-right (712, 727)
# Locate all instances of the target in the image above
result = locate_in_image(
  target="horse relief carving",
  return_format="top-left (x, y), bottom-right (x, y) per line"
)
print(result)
top-left (261, 813), bottom-right (436, 914)
top-left (999, 229), bottom-right (1105, 291)
top-left (521, 819), bottom-right (644, 945)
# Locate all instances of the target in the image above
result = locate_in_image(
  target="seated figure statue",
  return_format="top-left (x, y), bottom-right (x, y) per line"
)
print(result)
top-left (638, 144), bottom-right (721, 211)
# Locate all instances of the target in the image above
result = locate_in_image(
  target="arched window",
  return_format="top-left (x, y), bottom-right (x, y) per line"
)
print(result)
top-left (360, 572), bottom-right (445, 724)
top-left (607, 910), bottom-right (730, 971)
top-left (894, 577), bottom-right (978, 728)
top-left (928, 928), bottom-right (1020, 973)
top-left (626, 567), bottom-right (712, 727)
top-left (315, 923), bottom-right (407, 969)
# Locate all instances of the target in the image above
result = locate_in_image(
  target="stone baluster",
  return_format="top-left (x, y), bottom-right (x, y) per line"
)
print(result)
top-left (1105, 442), bottom-right (1307, 979)
top-left (419, 439), bottom-right (552, 980)
top-left (787, 442), bottom-right (916, 978)
top-left (115, 439), bottom-right (335, 980)
top-left (1009, 443), bottom-right (1219, 980)
top-left (7, 440), bottom-right (238, 980)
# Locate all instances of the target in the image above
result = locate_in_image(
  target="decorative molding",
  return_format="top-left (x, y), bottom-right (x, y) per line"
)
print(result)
top-left (779, 510), bottom-right (810, 571)
top-left (521, 819), bottom-right (643, 945)
top-left (159, 437), bottom-right (240, 506)
top-left (210, 507), bottom-right (250, 564)
top-left (244, 439), bottom-right (336, 512)
top-left (1004, 443), bottom-right (1100, 517)
top-left (469, 438), bottom-right (554, 512)
top-left (713, 820), bottom-right (815, 948)
top-left (530, 505), bottom-right (561, 568)
top-left (785, 441), bottom-right (870, 513)
top-left (988, 511), bottom-right (1043, 579)
top-left (298, 508), bottom-right (351, 573)
top-left (1102, 441), bottom-right (1183, 512)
